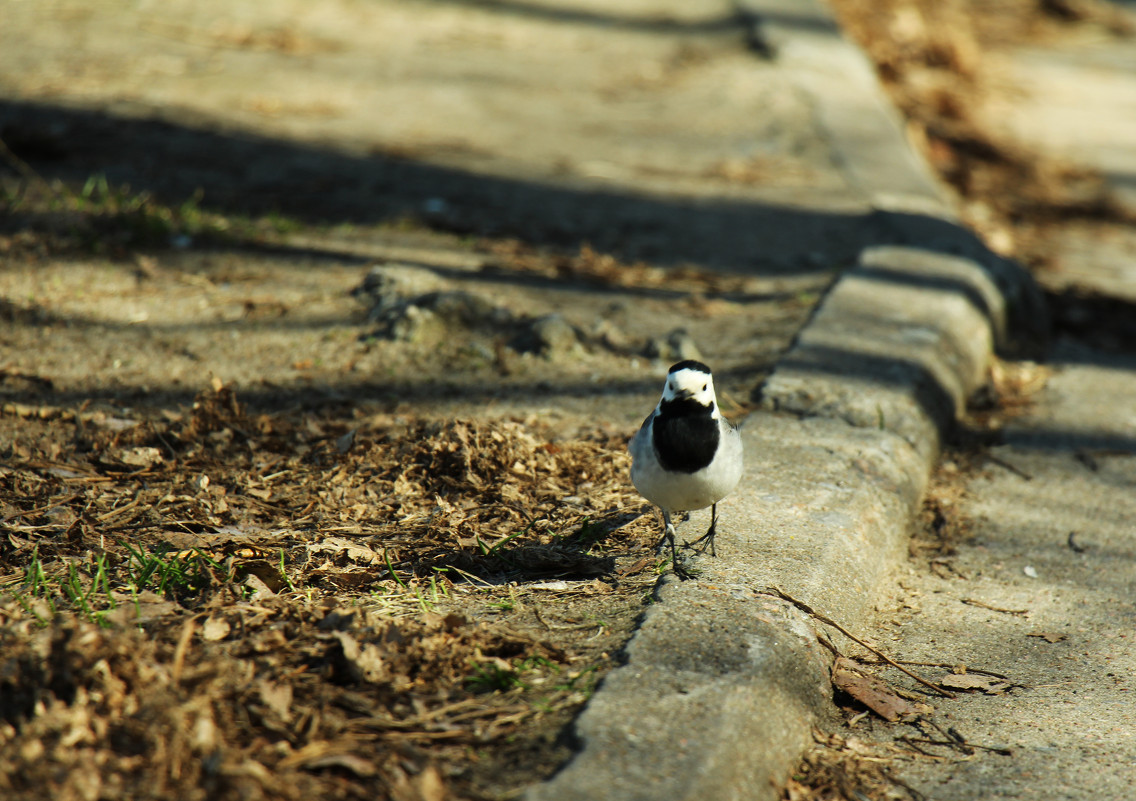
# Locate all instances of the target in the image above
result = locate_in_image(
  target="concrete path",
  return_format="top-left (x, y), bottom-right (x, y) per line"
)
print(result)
top-left (858, 18), bottom-right (1136, 800)
top-left (868, 345), bottom-right (1136, 800)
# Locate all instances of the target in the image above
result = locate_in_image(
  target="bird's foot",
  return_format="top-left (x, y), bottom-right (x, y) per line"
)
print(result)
top-left (684, 504), bottom-right (719, 557)
top-left (686, 529), bottom-right (717, 557)
top-left (667, 552), bottom-right (697, 581)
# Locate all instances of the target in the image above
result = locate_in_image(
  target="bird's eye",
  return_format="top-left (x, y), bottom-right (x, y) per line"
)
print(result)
top-left (702, 383), bottom-right (707, 391)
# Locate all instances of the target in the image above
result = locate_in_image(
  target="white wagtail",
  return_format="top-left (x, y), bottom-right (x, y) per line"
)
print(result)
top-left (629, 360), bottom-right (743, 578)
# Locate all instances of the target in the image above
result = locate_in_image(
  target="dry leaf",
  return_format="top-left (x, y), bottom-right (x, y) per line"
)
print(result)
top-left (415, 765), bottom-right (447, 801)
top-left (336, 428), bottom-right (356, 454)
top-left (240, 559), bottom-right (288, 592)
top-left (1028, 631), bottom-right (1067, 643)
top-left (201, 615), bottom-right (231, 641)
top-left (105, 590), bottom-right (176, 625)
top-left (333, 631), bottom-right (389, 683)
top-left (243, 572), bottom-right (277, 599)
top-left (307, 537), bottom-right (383, 565)
top-left (116, 446), bottom-right (164, 467)
top-left (832, 657), bottom-right (933, 722)
top-left (257, 679), bottom-right (293, 721)
top-left (938, 673), bottom-right (1012, 694)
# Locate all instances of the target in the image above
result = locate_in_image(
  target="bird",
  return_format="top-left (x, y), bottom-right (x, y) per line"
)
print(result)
top-left (629, 360), bottom-right (743, 579)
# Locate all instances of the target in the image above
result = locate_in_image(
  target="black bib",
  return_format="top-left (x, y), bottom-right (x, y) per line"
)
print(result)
top-left (652, 399), bottom-right (719, 474)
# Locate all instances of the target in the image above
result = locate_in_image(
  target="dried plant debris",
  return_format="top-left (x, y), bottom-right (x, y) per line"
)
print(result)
top-left (784, 730), bottom-right (919, 801)
top-left (937, 672), bottom-right (1013, 694)
top-left (964, 358), bottom-right (1052, 433)
top-left (830, 0), bottom-right (1135, 269)
top-left (1027, 631), bottom-right (1068, 644)
top-left (832, 658), bottom-right (934, 723)
top-left (0, 609), bottom-right (590, 801)
top-left (773, 585), bottom-right (1018, 799)
top-left (0, 381), bottom-right (658, 800)
top-left (479, 240), bottom-right (762, 297)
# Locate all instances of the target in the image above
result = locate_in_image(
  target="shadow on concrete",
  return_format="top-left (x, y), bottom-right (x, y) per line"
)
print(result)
top-left (766, 339), bottom-right (1136, 455)
top-left (406, 0), bottom-right (840, 39)
top-left (0, 99), bottom-right (867, 276)
top-left (2, 97), bottom-right (1134, 459)
top-left (1045, 288), bottom-right (1136, 357)
top-left (769, 345), bottom-right (958, 429)
top-left (424, 0), bottom-right (746, 34)
top-left (0, 98), bottom-right (1034, 282)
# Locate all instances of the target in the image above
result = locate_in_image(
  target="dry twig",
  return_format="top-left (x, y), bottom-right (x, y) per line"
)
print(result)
top-left (763, 586), bottom-right (956, 699)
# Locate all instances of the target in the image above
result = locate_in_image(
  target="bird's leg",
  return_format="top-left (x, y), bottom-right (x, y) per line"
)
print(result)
top-left (654, 509), bottom-right (692, 580)
top-left (652, 508), bottom-right (672, 552)
top-left (687, 503), bottom-right (719, 557)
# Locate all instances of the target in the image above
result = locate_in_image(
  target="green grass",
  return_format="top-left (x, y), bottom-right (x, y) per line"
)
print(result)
top-left (466, 655), bottom-right (601, 706)
top-left (485, 596), bottom-right (516, 613)
top-left (370, 556), bottom-right (453, 616)
top-left (1, 167), bottom-right (310, 253)
top-left (278, 547), bottom-right (296, 593)
top-left (475, 522), bottom-right (534, 558)
top-left (120, 542), bottom-right (229, 598)
top-left (467, 660), bottom-right (529, 693)
top-left (2, 543), bottom-right (236, 627)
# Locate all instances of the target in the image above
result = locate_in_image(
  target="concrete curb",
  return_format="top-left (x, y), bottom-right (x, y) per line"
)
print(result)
top-left (526, 414), bottom-right (928, 801)
top-left (526, 2), bottom-right (1045, 799)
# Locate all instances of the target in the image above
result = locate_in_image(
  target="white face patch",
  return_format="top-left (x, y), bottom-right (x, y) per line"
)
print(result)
top-left (661, 367), bottom-right (717, 407)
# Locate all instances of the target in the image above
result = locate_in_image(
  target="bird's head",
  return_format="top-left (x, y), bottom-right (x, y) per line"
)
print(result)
top-left (660, 360), bottom-right (717, 410)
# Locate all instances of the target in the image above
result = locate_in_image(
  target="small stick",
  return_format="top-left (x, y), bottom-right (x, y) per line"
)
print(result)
top-left (903, 736), bottom-right (1012, 757)
top-left (961, 598), bottom-right (1029, 616)
top-left (857, 658), bottom-right (1009, 680)
top-left (922, 718), bottom-right (975, 755)
top-left (532, 605), bottom-right (552, 631)
top-left (763, 586), bottom-right (956, 699)
top-left (2, 493), bottom-right (82, 522)
top-left (902, 737), bottom-right (972, 755)
top-left (920, 716), bottom-right (1013, 756)
top-left (96, 496), bottom-right (142, 523)
top-left (987, 454), bottom-right (1032, 480)
top-left (171, 614), bottom-right (202, 684)
top-left (897, 736), bottom-right (949, 758)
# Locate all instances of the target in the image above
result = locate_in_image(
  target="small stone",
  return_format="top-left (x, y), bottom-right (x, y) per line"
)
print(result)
top-left (385, 304), bottom-right (443, 344)
top-left (352, 264), bottom-right (448, 321)
top-left (422, 291), bottom-right (513, 329)
top-left (117, 446), bottom-right (163, 467)
top-left (514, 313), bottom-right (580, 358)
top-left (533, 314), bottom-right (578, 353)
top-left (593, 318), bottom-right (630, 352)
top-left (645, 328), bottom-right (703, 362)
top-left (367, 290), bottom-right (515, 344)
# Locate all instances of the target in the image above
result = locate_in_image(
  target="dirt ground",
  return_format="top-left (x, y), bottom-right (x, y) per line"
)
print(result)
top-left (0, 2), bottom-right (829, 799)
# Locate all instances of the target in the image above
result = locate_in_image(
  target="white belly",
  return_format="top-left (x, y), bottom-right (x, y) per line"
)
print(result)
top-left (630, 423), bottom-right (743, 512)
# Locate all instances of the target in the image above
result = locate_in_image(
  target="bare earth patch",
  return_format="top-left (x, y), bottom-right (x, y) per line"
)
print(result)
top-left (2, 380), bottom-right (665, 800)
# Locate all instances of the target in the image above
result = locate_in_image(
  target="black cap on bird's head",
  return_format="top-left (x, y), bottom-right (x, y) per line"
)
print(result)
top-left (668, 359), bottom-right (712, 376)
